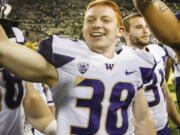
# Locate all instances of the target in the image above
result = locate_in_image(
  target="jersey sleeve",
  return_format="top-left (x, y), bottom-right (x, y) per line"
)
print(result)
top-left (145, 44), bottom-right (167, 64)
top-left (38, 36), bottom-right (54, 65)
top-left (12, 27), bottom-right (26, 45)
top-left (163, 45), bottom-right (178, 64)
top-left (38, 35), bottom-right (88, 68)
top-left (134, 49), bottom-right (157, 84)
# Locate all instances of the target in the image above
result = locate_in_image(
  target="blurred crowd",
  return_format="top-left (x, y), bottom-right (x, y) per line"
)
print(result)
top-left (7, 0), bottom-right (180, 42)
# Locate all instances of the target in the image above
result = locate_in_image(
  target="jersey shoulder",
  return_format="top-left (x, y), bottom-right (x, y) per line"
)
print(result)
top-left (38, 35), bottom-right (89, 67)
top-left (121, 46), bottom-right (155, 66)
top-left (163, 45), bottom-right (177, 64)
top-left (145, 44), bottom-right (167, 62)
top-left (12, 27), bottom-right (26, 45)
top-left (120, 47), bottom-right (156, 84)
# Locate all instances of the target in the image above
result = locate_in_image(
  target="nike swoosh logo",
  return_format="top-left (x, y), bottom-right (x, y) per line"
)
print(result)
top-left (125, 70), bottom-right (136, 75)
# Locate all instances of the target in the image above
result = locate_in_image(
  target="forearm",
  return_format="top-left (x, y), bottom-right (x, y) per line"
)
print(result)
top-left (133, 88), bottom-right (157, 135)
top-left (49, 106), bottom-right (56, 117)
top-left (167, 93), bottom-right (180, 125)
top-left (162, 81), bottom-right (180, 125)
top-left (24, 82), bottom-right (56, 132)
top-left (0, 41), bottom-right (50, 82)
top-left (134, 109), bottom-right (157, 135)
top-left (0, 25), bottom-right (58, 87)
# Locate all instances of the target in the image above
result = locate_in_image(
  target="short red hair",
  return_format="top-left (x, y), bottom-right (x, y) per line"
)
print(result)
top-left (84, 0), bottom-right (122, 27)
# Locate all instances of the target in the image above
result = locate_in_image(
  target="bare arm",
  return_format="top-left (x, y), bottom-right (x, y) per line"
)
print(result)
top-left (49, 106), bottom-right (56, 118)
top-left (0, 25), bottom-right (58, 87)
top-left (23, 82), bottom-right (56, 135)
top-left (44, 84), bottom-right (56, 117)
top-left (165, 57), bottom-right (173, 82)
top-left (163, 80), bottom-right (180, 125)
top-left (133, 0), bottom-right (180, 60)
top-left (133, 87), bottom-right (157, 135)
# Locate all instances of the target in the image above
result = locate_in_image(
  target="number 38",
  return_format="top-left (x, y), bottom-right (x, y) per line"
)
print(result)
top-left (71, 78), bottom-right (136, 134)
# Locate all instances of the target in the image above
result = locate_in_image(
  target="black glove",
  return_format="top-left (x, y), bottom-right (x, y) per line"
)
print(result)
top-left (0, 18), bottom-right (15, 38)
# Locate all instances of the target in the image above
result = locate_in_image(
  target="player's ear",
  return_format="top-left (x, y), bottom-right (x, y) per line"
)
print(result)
top-left (117, 26), bottom-right (125, 38)
top-left (121, 26), bottom-right (129, 42)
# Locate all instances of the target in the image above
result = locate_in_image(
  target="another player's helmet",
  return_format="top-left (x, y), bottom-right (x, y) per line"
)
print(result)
top-left (0, 0), bottom-right (11, 18)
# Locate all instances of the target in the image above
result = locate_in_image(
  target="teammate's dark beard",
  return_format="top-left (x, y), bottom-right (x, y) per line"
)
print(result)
top-left (129, 35), bottom-right (150, 49)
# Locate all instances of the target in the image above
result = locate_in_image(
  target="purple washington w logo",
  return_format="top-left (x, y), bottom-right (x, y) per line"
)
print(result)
top-left (105, 63), bottom-right (114, 70)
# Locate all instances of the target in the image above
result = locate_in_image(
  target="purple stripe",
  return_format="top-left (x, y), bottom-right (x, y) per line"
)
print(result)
top-left (17, 40), bottom-right (26, 45)
top-left (38, 36), bottom-right (75, 67)
top-left (38, 36), bottom-right (54, 65)
top-left (54, 53), bottom-right (75, 68)
top-left (157, 122), bottom-right (171, 135)
top-left (175, 11), bottom-right (180, 20)
top-left (140, 67), bottom-right (154, 84)
top-left (47, 101), bottom-right (54, 103)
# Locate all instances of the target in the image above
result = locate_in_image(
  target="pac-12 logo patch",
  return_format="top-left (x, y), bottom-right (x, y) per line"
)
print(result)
top-left (78, 62), bottom-right (89, 74)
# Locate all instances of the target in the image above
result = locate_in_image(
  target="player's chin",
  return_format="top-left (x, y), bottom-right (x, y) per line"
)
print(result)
top-left (92, 44), bottom-right (107, 51)
top-left (89, 41), bottom-right (105, 48)
top-left (141, 39), bottom-right (150, 45)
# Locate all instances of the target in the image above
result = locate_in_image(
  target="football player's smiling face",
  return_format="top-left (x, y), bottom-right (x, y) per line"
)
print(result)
top-left (83, 5), bottom-right (120, 54)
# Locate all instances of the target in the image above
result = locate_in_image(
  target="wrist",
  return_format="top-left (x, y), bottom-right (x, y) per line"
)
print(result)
top-left (43, 120), bottom-right (57, 135)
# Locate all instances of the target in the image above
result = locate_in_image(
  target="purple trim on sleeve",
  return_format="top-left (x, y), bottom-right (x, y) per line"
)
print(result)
top-left (38, 36), bottom-right (54, 65)
top-left (38, 36), bottom-right (75, 67)
top-left (140, 61), bottom-right (156, 84)
top-left (47, 101), bottom-right (54, 104)
top-left (17, 39), bottom-right (26, 45)
top-left (53, 53), bottom-right (75, 68)
top-left (140, 67), bottom-right (153, 83)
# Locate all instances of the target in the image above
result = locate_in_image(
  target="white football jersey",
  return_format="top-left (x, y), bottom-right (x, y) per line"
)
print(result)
top-left (12, 27), bottom-right (26, 45)
top-left (145, 44), bottom-right (168, 131)
top-left (0, 27), bottom-right (26, 135)
top-left (30, 83), bottom-right (55, 135)
top-left (118, 45), bottom-right (168, 131)
top-left (145, 44), bottom-right (167, 69)
top-left (33, 83), bottom-right (47, 104)
top-left (0, 69), bottom-right (26, 135)
top-left (38, 35), bottom-right (155, 135)
top-left (33, 83), bottom-right (54, 106)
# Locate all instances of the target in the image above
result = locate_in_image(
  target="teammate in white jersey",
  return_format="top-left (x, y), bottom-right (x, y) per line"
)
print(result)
top-left (0, 0), bottom-right (157, 134)
top-left (31, 83), bottom-right (55, 135)
top-left (132, 0), bottom-right (180, 62)
top-left (33, 83), bottom-right (55, 116)
top-left (0, 2), bottom-right (57, 134)
top-left (121, 13), bottom-right (180, 135)
top-left (0, 24), bottom-right (56, 135)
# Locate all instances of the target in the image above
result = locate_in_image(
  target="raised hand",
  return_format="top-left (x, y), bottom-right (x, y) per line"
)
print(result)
top-left (133, 0), bottom-right (156, 13)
